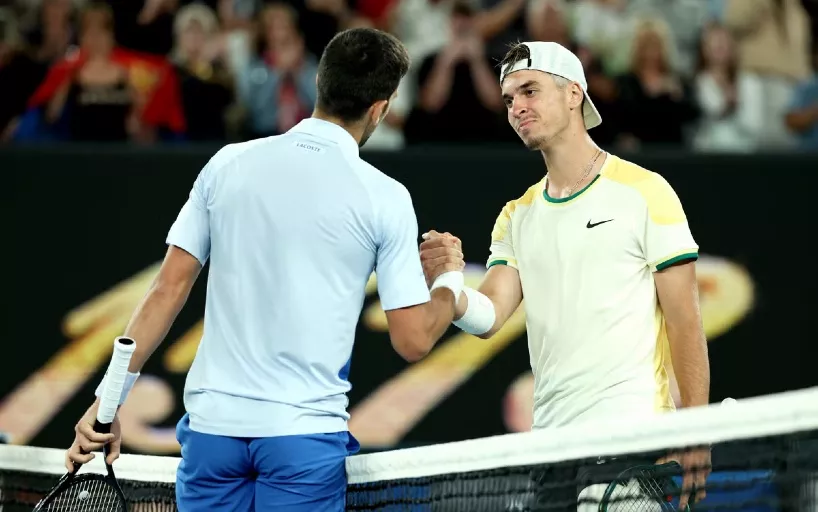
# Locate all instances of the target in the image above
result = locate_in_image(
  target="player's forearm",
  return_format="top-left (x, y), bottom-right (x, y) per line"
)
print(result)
top-left (420, 288), bottom-right (458, 344)
top-left (123, 279), bottom-right (193, 372)
top-left (667, 326), bottom-right (710, 408)
top-left (391, 289), bottom-right (456, 362)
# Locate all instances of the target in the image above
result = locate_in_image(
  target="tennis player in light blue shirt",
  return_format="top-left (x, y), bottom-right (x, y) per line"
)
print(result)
top-left (65, 28), bottom-right (467, 512)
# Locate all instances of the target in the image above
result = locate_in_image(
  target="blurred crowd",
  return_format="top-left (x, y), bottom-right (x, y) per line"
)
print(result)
top-left (2, 0), bottom-right (818, 151)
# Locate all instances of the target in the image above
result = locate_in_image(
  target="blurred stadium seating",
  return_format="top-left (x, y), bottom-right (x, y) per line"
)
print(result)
top-left (2, 0), bottom-right (818, 152)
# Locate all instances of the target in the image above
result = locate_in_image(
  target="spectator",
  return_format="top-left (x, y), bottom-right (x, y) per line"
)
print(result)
top-left (627, 0), bottom-right (710, 77)
top-left (43, 4), bottom-right (139, 141)
top-left (21, 2), bottom-right (186, 142)
top-left (692, 22), bottom-right (753, 152)
top-left (0, 9), bottom-right (48, 141)
top-left (237, 2), bottom-right (317, 138)
top-left (403, 0), bottom-right (506, 144)
top-left (616, 17), bottom-right (699, 149)
top-left (716, 0), bottom-right (812, 149)
top-left (171, 3), bottom-right (234, 140)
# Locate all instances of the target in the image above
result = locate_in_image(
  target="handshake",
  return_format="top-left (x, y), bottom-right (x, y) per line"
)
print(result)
top-left (420, 230), bottom-right (465, 288)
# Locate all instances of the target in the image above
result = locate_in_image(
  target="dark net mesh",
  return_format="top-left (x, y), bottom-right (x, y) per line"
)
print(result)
top-left (0, 471), bottom-right (176, 512)
top-left (1, 407), bottom-right (817, 511)
top-left (345, 430), bottom-right (818, 512)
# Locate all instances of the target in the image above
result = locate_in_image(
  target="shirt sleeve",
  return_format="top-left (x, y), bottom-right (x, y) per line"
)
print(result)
top-left (166, 163), bottom-right (212, 265)
top-left (642, 175), bottom-right (699, 272)
top-left (375, 185), bottom-right (431, 311)
top-left (486, 201), bottom-right (518, 269)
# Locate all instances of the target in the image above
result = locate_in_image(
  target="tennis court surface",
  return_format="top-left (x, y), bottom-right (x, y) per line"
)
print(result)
top-left (1, 387), bottom-right (816, 511)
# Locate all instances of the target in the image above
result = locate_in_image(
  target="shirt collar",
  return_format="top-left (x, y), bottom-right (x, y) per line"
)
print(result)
top-left (289, 118), bottom-right (360, 158)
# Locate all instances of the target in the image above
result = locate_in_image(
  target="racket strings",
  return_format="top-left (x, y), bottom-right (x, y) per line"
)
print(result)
top-left (43, 477), bottom-right (123, 512)
top-left (605, 472), bottom-right (677, 512)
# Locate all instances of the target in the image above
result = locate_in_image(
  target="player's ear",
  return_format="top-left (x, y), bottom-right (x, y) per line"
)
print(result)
top-left (569, 83), bottom-right (584, 110)
top-left (370, 99), bottom-right (389, 123)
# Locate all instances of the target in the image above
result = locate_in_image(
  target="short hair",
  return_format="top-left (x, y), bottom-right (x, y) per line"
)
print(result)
top-left (499, 42), bottom-right (531, 80)
top-left (316, 28), bottom-right (410, 123)
top-left (500, 41), bottom-right (573, 91)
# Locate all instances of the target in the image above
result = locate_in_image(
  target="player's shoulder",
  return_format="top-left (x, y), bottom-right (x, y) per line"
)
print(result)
top-left (203, 138), bottom-right (270, 175)
top-left (353, 158), bottom-right (413, 204)
top-left (600, 154), bottom-right (680, 206)
top-left (497, 179), bottom-right (543, 221)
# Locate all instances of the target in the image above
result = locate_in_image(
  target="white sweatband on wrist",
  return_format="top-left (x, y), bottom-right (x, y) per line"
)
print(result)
top-left (430, 270), bottom-right (464, 304)
top-left (453, 287), bottom-right (496, 335)
top-left (95, 371), bottom-right (140, 406)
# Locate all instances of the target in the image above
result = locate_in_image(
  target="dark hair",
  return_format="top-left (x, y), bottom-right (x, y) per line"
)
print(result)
top-left (499, 42), bottom-right (531, 80)
top-left (316, 28), bottom-right (410, 123)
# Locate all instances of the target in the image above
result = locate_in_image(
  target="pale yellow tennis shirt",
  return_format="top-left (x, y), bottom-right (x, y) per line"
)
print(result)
top-left (487, 154), bottom-right (699, 429)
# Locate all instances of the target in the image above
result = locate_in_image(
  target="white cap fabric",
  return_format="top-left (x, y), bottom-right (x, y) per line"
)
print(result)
top-left (500, 41), bottom-right (602, 130)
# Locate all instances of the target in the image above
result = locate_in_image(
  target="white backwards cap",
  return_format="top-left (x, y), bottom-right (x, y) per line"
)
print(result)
top-left (500, 41), bottom-right (602, 130)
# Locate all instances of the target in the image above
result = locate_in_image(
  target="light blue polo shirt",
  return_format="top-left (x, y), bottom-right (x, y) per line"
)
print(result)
top-left (166, 118), bottom-right (431, 438)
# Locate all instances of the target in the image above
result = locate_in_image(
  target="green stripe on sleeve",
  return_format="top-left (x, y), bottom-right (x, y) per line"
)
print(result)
top-left (655, 252), bottom-right (699, 271)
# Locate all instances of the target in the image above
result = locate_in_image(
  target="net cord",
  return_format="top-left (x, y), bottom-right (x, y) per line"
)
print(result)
top-left (0, 387), bottom-right (815, 487)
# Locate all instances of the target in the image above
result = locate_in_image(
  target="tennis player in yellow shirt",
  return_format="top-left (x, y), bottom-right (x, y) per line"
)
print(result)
top-left (420, 41), bottom-right (711, 510)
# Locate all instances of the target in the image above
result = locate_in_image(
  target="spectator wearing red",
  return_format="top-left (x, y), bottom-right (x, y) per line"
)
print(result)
top-left (23, 2), bottom-right (185, 141)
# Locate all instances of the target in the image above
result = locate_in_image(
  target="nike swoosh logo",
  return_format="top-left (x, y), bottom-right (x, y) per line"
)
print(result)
top-left (586, 219), bottom-right (613, 229)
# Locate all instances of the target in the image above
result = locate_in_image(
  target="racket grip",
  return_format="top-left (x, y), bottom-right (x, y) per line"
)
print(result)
top-left (72, 420), bottom-right (113, 473)
top-left (97, 337), bottom-right (136, 425)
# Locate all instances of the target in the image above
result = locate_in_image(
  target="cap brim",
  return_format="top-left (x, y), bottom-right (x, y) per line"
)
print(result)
top-left (582, 94), bottom-right (602, 130)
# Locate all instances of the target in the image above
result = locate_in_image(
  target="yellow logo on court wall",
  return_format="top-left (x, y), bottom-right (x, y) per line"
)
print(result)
top-left (0, 255), bottom-right (754, 453)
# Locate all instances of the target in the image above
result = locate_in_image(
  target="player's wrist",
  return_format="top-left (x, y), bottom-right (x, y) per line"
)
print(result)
top-left (453, 287), bottom-right (495, 335)
top-left (430, 270), bottom-right (464, 304)
top-left (94, 371), bottom-right (140, 406)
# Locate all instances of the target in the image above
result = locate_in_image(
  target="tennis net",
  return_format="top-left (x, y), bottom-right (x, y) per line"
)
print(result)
top-left (1, 387), bottom-right (817, 511)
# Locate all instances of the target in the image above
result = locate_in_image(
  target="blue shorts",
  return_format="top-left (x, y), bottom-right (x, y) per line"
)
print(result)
top-left (175, 414), bottom-right (360, 512)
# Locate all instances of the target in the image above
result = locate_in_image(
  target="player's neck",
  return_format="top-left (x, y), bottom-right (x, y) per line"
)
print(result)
top-left (311, 111), bottom-right (365, 145)
top-left (541, 133), bottom-right (604, 197)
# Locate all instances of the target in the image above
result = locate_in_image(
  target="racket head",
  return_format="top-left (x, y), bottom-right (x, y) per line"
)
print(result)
top-left (599, 461), bottom-right (689, 512)
top-left (35, 443), bottom-right (127, 511)
top-left (33, 472), bottom-right (127, 511)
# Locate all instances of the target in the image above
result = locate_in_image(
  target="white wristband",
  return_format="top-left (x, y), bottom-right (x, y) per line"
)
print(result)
top-left (95, 371), bottom-right (139, 406)
top-left (430, 271), bottom-right (464, 304)
top-left (453, 287), bottom-right (496, 335)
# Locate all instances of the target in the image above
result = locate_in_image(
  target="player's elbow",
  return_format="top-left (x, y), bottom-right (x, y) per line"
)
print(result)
top-left (390, 331), bottom-right (434, 362)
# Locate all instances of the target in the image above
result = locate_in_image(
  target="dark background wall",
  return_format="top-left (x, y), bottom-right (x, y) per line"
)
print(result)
top-left (0, 145), bottom-right (813, 455)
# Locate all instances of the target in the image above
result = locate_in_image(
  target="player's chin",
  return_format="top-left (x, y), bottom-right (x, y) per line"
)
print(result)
top-left (520, 135), bottom-right (543, 151)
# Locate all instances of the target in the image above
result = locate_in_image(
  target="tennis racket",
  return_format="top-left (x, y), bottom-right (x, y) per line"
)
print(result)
top-left (598, 461), bottom-right (690, 512)
top-left (33, 336), bottom-right (137, 512)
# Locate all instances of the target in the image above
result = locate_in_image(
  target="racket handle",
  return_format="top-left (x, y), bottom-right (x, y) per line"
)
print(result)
top-left (97, 337), bottom-right (137, 424)
top-left (72, 337), bottom-right (135, 474)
